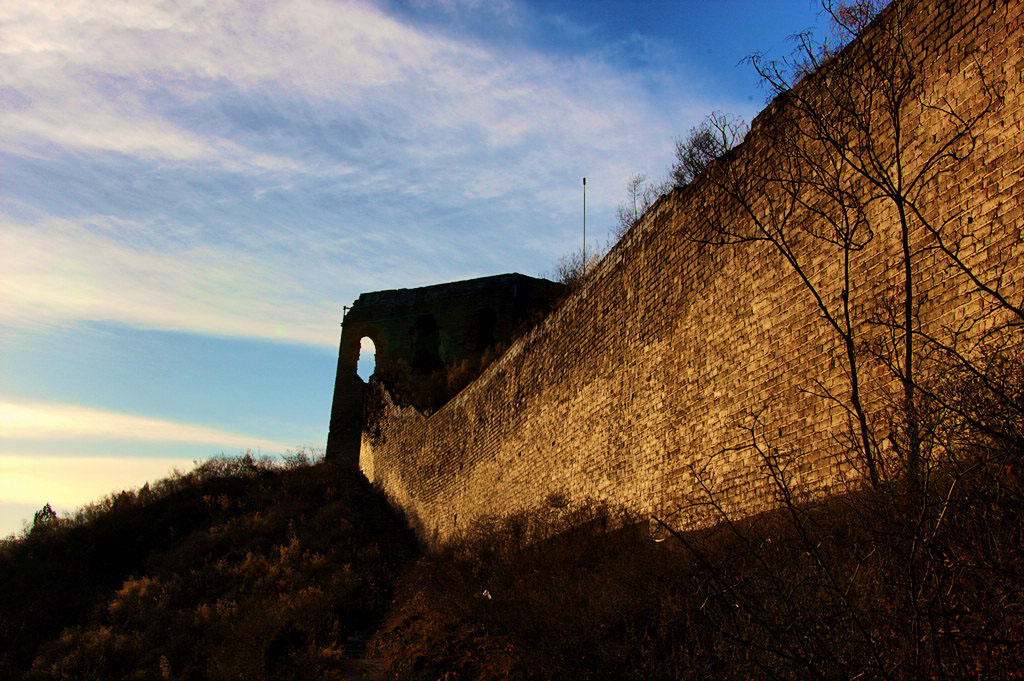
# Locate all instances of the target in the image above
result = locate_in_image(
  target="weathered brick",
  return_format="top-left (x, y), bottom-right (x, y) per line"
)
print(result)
top-left (341, 0), bottom-right (1024, 546)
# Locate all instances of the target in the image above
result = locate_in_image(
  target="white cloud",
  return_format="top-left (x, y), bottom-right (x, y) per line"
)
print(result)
top-left (1, 0), bottom-right (702, 194)
top-left (0, 398), bottom-right (292, 451)
top-left (0, 0), bottom-right (732, 345)
top-left (5, 107), bottom-right (209, 160)
top-left (408, 0), bottom-right (520, 22)
top-left (0, 396), bottom-right (295, 535)
top-left (0, 216), bottom-right (344, 346)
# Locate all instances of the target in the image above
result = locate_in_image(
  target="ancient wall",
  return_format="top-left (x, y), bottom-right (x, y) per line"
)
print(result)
top-left (326, 273), bottom-right (564, 464)
top-left (354, 0), bottom-right (1024, 544)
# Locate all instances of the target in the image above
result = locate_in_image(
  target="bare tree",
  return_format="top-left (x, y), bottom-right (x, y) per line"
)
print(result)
top-left (613, 174), bottom-right (671, 240)
top-left (671, 111), bottom-right (747, 188)
top-left (689, 0), bottom-right (1007, 485)
top-left (654, 1), bottom-right (1022, 677)
top-left (551, 246), bottom-right (604, 290)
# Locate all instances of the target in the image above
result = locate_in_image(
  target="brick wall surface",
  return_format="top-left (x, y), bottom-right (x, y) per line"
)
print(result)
top-left (358, 0), bottom-right (1024, 545)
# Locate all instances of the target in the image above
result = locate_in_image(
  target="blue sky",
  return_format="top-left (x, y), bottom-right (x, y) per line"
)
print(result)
top-left (0, 0), bottom-right (836, 537)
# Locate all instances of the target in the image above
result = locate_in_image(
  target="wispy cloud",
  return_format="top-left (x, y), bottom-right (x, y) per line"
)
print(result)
top-left (2, 0), bottom-right (701, 195)
top-left (0, 216), bottom-right (339, 345)
top-left (0, 212), bottom-right (484, 346)
top-left (0, 398), bottom-right (292, 451)
top-left (1, 0), bottom-right (731, 347)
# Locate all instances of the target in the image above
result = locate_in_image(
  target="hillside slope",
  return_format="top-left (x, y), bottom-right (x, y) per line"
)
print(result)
top-left (3, 437), bottom-right (1023, 681)
top-left (0, 454), bottom-right (418, 680)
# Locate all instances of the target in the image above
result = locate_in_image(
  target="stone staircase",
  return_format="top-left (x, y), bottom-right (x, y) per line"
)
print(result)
top-left (340, 629), bottom-right (390, 680)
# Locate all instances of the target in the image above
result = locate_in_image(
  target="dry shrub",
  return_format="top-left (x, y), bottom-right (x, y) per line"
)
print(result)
top-left (2, 456), bottom-right (418, 681)
top-left (371, 422), bottom-right (1024, 681)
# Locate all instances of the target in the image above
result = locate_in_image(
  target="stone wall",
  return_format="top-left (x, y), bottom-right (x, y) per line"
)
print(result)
top-left (326, 273), bottom-right (563, 464)
top-left (354, 0), bottom-right (1024, 544)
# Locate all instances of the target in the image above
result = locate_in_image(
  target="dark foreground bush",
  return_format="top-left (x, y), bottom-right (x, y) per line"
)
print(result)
top-left (371, 450), bottom-right (1024, 681)
top-left (0, 453), bottom-right (418, 680)
top-left (372, 504), bottom-right (686, 681)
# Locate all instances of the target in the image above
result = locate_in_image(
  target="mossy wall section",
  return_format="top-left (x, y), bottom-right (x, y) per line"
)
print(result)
top-left (355, 0), bottom-right (1024, 544)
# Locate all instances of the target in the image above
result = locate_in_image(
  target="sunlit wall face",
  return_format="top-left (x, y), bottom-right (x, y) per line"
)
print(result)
top-left (0, 0), bottom-right (837, 536)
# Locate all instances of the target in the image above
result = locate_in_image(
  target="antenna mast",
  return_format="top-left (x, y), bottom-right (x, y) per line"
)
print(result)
top-left (582, 177), bottom-right (587, 265)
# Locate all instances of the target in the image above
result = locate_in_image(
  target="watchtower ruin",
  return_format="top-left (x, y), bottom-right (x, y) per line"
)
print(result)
top-left (325, 273), bottom-right (564, 466)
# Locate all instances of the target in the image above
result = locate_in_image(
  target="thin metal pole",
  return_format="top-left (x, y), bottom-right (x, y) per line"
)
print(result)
top-left (582, 177), bottom-right (587, 265)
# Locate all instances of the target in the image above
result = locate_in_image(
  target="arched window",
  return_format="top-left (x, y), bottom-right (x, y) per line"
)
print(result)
top-left (357, 336), bottom-right (376, 381)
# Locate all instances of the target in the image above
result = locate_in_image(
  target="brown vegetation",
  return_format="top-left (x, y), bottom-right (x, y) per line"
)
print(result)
top-left (0, 453), bottom-right (418, 680)
top-left (371, 417), bottom-right (1024, 680)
